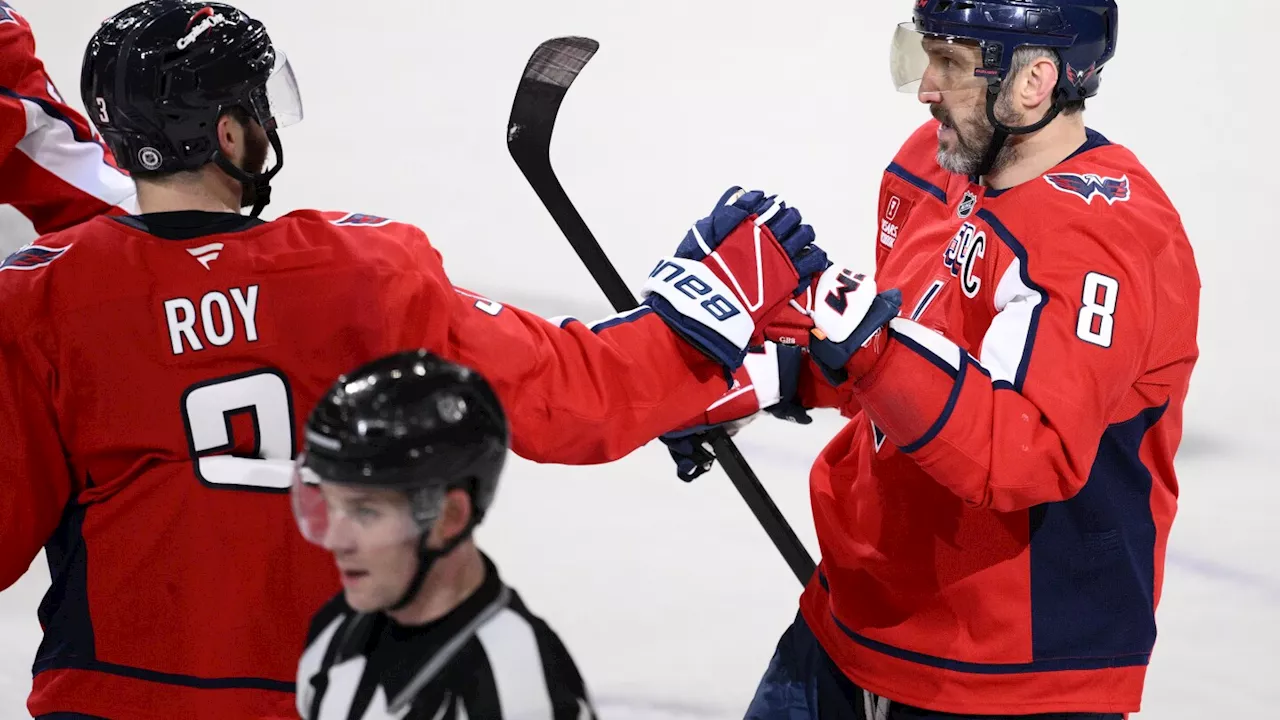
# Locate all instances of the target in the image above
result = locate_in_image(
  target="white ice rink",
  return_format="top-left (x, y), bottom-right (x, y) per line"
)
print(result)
top-left (1, 0), bottom-right (1275, 717)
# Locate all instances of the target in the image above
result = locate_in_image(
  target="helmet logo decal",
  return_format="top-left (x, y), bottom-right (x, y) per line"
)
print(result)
top-left (177, 7), bottom-right (228, 50)
top-left (437, 395), bottom-right (467, 424)
top-left (1066, 62), bottom-right (1099, 89)
top-left (138, 146), bottom-right (163, 170)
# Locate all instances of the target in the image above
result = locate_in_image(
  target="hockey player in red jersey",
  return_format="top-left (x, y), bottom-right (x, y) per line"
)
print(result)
top-left (0, 1), bottom-right (136, 235)
top-left (0, 2), bottom-right (829, 719)
top-left (668, 1), bottom-right (1201, 717)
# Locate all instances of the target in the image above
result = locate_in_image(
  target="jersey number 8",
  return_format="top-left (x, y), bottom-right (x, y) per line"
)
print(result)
top-left (1076, 272), bottom-right (1119, 348)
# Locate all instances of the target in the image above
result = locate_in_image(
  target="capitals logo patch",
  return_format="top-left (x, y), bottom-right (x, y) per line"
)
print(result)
top-left (332, 212), bottom-right (392, 227)
top-left (0, 2), bottom-right (21, 25)
top-left (1044, 173), bottom-right (1131, 206)
top-left (1, 244), bottom-right (71, 272)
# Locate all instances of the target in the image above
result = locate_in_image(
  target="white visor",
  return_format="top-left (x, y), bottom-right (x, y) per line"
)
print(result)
top-left (291, 458), bottom-right (441, 551)
top-left (890, 22), bottom-right (990, 97)
top-left (250, 52), bottom-right (303, 131)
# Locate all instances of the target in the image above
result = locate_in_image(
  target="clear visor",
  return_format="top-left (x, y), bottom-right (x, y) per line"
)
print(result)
top-left (291, 459), bottom-right (438, 551)
top-left (890, 22), bottom-right (990, 97)
top-left (249, 52), bottom-right (303, 131)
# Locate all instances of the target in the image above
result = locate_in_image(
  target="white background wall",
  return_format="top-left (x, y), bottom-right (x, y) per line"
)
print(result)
top-left (1, 1), bottom-right (1275, 717)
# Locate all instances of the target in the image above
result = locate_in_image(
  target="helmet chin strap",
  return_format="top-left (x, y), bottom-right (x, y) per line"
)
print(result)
top-left (212, 128), bottom-right (285, 218)
top-left (974, 84), bottom-right (1063, 180)
top-left (386, 519), bottom-right (479, 613)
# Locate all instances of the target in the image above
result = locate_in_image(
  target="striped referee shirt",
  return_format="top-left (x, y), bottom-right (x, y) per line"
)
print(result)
top-left (297, 553), bottom-right (595, 720)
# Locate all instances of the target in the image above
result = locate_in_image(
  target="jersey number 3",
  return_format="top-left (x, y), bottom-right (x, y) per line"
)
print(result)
top-left (181, 369), bottom-right (298, 492)
top-left (1076, 272), bottom-right (1119, 348)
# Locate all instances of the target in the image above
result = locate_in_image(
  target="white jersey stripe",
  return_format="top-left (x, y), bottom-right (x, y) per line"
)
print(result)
top-left (16, 95), bottom-right (137, 212)
top-left (889, 317), bottom-right (962, 372)
top-left (475, 607), bottom-right (554, 719)
top-left (980, 258), bottom-right (1043, 387)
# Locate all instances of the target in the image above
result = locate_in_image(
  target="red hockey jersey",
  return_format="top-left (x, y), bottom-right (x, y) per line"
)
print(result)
top-left (0, 210), bottom-right (728, 719)
top-left (0, 2), bottom-right (136, 233)
top-left (796, 120), bottom-right (1200, 715)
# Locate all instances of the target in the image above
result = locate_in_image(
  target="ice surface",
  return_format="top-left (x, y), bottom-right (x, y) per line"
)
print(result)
top-left (1, 0), bottom-right (1275, 717)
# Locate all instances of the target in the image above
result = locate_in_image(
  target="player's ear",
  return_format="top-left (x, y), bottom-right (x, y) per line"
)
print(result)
top-left (214, 109), bottom-right (247, 163)
top-left (431, 489), bottom-right (473, 547)
top-left (1019, 53), bottom-right (1059, 112)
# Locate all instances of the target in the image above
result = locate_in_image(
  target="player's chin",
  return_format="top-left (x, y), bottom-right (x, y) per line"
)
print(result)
top-left (340, 575), bottom-right (384, 611)
top-left (343, 585), bottom-right (387, 613)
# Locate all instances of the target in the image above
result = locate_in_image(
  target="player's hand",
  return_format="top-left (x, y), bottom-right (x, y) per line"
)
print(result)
top-left (766, 264), bottom-right (904, 385)
top-left (642, 187), bottom-right (829, 371)
top-left (660, 342), bottom-right (812, 482)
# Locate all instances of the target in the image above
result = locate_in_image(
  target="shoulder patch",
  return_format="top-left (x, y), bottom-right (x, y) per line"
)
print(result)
top-left (0, 3), bottom-right (21, 25)
top-left (331, 212), bottom-right (392, 227)
top-left (1, 244), bottom-right (71, 272)
top-left (1044, 173), bottom-right (1131, 206)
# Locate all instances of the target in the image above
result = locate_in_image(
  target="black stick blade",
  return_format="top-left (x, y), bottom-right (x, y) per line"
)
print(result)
top-left (521, 36), bottom-right (599, 89)
top-left (508, 37), bottom-right (600, 149)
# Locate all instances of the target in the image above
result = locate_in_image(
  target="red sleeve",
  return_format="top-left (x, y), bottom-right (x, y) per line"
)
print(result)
top-left (0, 331), bottom-right (75, 591)
top-left (850, 219), bottom-right (1153, 512)
top-left (396, 229), bottom-right (732, 464)
top-left (0, 9), bottom-right (38, 164)
top-left (797, 356), bottom-right (856, 414)
top-left (0, 7), bottom-right (136, 233)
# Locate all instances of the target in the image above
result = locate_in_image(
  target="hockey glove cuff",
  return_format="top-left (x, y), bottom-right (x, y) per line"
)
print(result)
top-left (660, 342), bottom-right (812, 482)
top-left (765, 265), bottom-right (903, 386)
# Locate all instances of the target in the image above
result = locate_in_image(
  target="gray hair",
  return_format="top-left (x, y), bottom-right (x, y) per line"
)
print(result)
top-left (1006, 45), bottom-right (1086, 115)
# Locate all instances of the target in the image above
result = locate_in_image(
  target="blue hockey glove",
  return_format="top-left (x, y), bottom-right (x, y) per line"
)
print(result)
top-left (642, 187), bottom-right (829, 371)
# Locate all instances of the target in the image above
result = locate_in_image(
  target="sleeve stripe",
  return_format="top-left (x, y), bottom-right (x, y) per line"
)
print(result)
top-left (889, 317), bottom-right (962, 377)
top-left (976, 209), bottom-right (1047, 392)
top-left (2, 87), bottom-right (136, 211)
top-left (0, 86), bottom-right (94, 143)
top-left (741, 343), bottom-right (782, 409)
top-left (588, 306), bottom-right (654, 333)
top-left (900, 355), bottom-right (970, 454)
top-left (886, 162), bottom-right (948, 204)
top-left (910, 280), bottom-right (946, 321)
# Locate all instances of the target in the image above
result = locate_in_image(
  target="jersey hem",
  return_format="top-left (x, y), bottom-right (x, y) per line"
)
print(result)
top-left (798, 577), bottom-right (1145, 715)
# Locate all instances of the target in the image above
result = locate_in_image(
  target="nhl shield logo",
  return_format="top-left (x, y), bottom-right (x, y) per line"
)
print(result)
top-left (957, 190), bottom-right (978, 219)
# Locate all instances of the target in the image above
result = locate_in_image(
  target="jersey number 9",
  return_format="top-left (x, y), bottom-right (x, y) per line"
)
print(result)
top-left (180, 369), bottom-right (298, 492)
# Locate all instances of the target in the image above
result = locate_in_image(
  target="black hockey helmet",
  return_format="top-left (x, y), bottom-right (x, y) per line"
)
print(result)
top-left (80, 1), bottom-right (302, 216)
top-left (292, 350), bottom-right (509, 608)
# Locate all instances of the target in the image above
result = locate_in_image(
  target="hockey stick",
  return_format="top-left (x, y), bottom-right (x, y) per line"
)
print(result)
top-left (505, 37), bottom-right (816, 586)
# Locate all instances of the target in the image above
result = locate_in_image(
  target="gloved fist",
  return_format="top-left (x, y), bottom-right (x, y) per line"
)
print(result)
top-left (765, 265), bottom-right (904, 385)
top-left (660, 342), bottom-right (812, 482)
top-left (642, 187), bottom-right (829, 371)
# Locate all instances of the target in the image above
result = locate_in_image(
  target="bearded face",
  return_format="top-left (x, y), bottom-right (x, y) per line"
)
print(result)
top-left (918, 37), bottom-right (1024, 177)
top-left (930, 88), bottom-right (1022, 177)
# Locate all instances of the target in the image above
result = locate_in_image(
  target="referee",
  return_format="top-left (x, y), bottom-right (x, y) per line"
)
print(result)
top-left (292, 350), bottom-right (595, 719)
